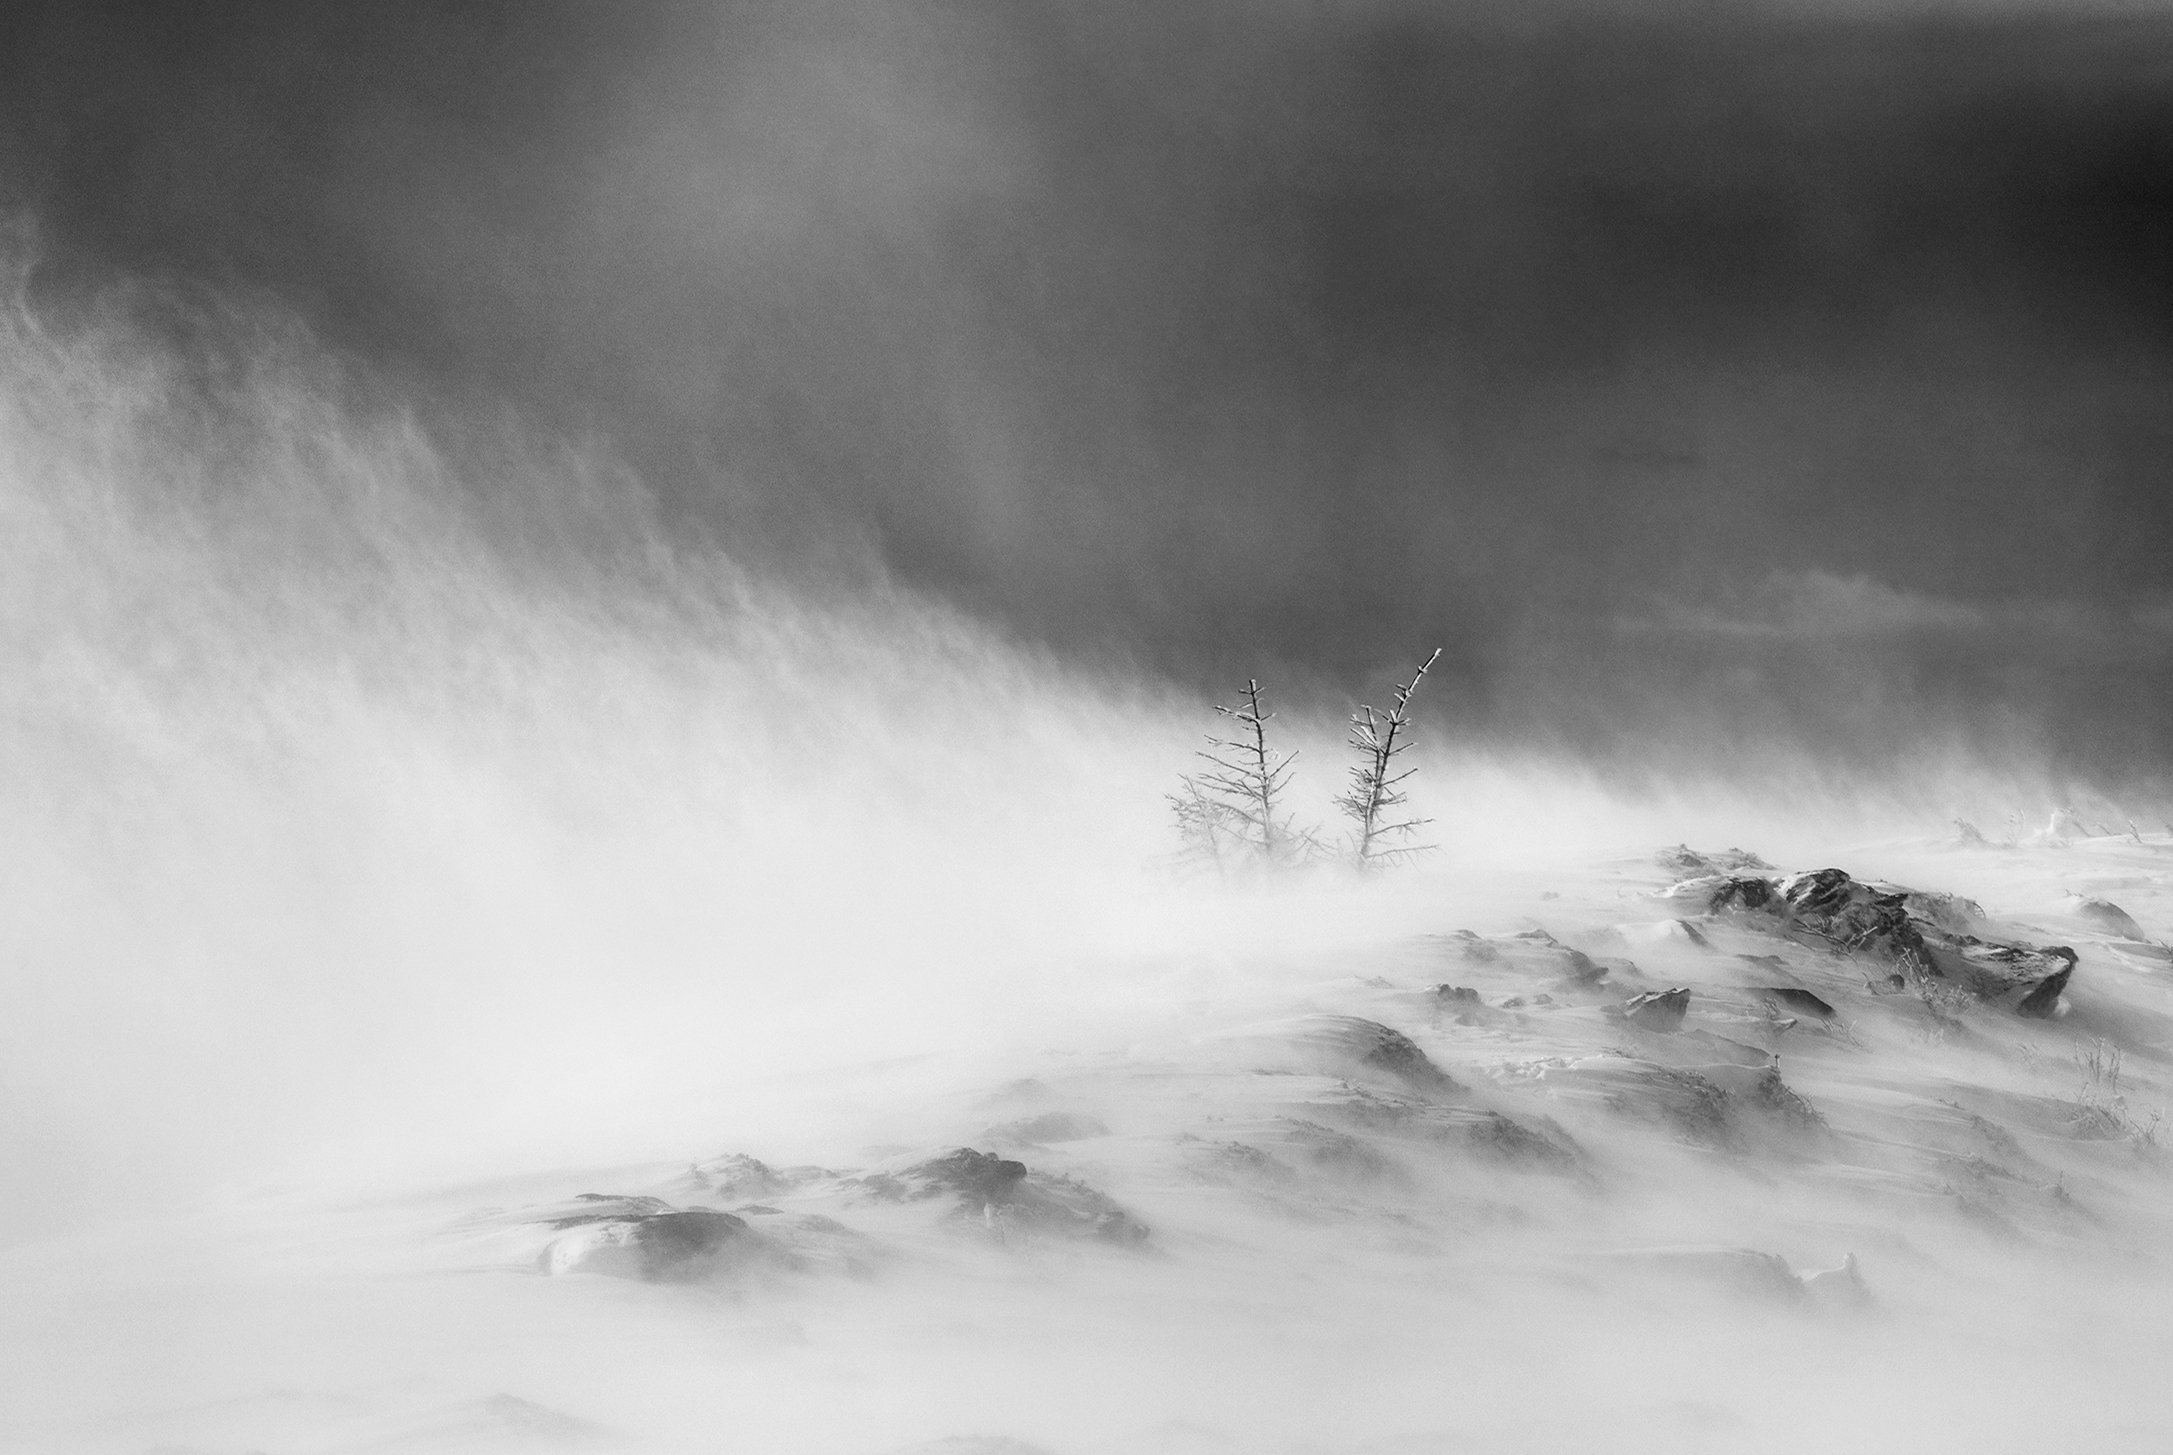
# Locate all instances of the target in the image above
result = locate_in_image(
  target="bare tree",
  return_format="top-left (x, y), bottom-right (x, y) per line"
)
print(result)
top-left (1175, 678), bottom-right (1311, 875)
top-left (1336, 648), bottom-right (1442, 871)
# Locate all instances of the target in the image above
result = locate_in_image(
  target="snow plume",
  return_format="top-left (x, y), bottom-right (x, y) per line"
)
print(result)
top-left (0, 249), bottom-right (1748, 1243)
top-left (0, 258), bottom-right (1214, 1237)
top-left (10, 253), bottom-right (2173, 1455)
top-left (2, 253), bottom-right (2161, 1249)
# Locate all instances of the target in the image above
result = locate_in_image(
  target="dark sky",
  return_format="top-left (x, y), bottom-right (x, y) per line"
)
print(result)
top-left (5, 0), bottom-right (2171, 780)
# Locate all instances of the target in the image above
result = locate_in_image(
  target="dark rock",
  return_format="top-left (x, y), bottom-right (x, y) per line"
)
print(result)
top-left (2076, 898), bottom-right (2146, 939)
top-left (1901, 890), bottom-right (1988, 936)
top-left (1459, 1109), bottom-right (1582, 1170)
top-left (1316, 1016), bottom-right (1460, 1094)
top-left (1728, 1065), bottom-right (1829, 1136)
top-left (1434, 984), bottom-right (1481, 1004)
top-left (861, 1148), bottom-right (1148, 1245)
top-left (1609, 1064), bottom-right (1734, 1146)
top-left (546, 1194), bottom-right (676, 1227)
top-left (1280, 1118), bottom-right (1407, 1183)
top-left (1560, 947), bottom-right (1609, 985)
top-left (1194, 1139), bottom-right (1296, 1184)
top-left (1944, 941), bottom-right (2077, 1000)
top-left (1657, 845), bottom-right (1775, 877)
top-left (2014, 965), bottom-right (2072, 1019)
top-left (686, 1153), bottom-right (792, 1203)
top-left (1707, 876), bottom-right (1780, 912)
top-left (540, 1203), bottom-right (783, 1282)
top-left (1319, 1084), bottom-right (1581, 1173)
top-left (1758, 987), bottom-right (1836, 1019)
top-left (888, 1148), bottom-right (1029, 1206)
top-left (1782, 869), bottom-right (1929, 960)
top-left (1450, 930), bottom-right (1501, 963)
top-left (1622, 987), bottom-right (1691, 1032)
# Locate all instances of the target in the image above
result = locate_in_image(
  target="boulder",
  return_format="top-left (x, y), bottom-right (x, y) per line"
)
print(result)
top-left (858, 1148), bottom-right (1149, 1245)
top-left (1309, 1016), bottom-right (1461, 1094)
top-left (538, 1202), bottom-right (784, 1282)
top-left (1621, 987), bottom-right (1691, 1032)
top-left (1656, 845), bottom-right (1775, 878)
top-left (1757, 987), bottom-right (1836, 1020)
top-left (2075, 898), bottom-right (2146, 940)
top-left (2014, 964), bottom-right (2072, 1019)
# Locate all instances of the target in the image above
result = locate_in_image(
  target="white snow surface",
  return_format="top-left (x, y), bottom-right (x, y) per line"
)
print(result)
top-left (7, 832), bottom-right (2173, 1455)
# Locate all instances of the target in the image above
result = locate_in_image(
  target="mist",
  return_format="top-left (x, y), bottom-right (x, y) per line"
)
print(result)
top-left (5, 0), bottom-right (2171, 782)
top-left (6, 5), bottom-right (2173, 1453)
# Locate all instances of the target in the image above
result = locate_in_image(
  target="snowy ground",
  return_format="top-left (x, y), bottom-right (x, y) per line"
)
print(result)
top-left (8, 828), bottom-right (2171, 1455)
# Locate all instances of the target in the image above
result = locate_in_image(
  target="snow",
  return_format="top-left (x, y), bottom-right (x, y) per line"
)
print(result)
top-left (7, 266), bottom-right (2173, 1455)
top-left (6, 828), bottom-right (2173, 1455)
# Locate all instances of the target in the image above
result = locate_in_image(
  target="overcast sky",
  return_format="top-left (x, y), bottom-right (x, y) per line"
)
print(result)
top-left (5, 0), bottom-right (2170, 782)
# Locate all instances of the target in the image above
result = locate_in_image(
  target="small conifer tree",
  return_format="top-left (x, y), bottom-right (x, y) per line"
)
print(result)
top-left (1172, 678), bottom-right (1312, 875)
top-left (1336, 648), bottom-right (1442, 870)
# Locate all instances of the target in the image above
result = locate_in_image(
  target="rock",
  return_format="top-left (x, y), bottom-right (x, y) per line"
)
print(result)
top-left (1781, 869), bottom-right (1928, 959)
top-left (1511, 928), bottom-right (1612, 985)
top-left (1319, 1085), bottom-right (1582, 1173)
top-left (1457, 1109), bottom-right (1583, 1171)
top-left (1714, 866), bottom-right (2079, 1013)
top-left (1280, 1118), bottom-right (1408, 1184)
top-left (2075, 898), bottom-right (2146, 940)
top-left (869, 1148), bottom-right (1028, 1207)
top-left (540, 1204), bottom-right (783, 1282)
top-left (1715, 1064), bottom-right (1829, 1136)
top-left (1707, 875), bottom-right (1781, 912)
top-left (858, 1148), bottom-right (1149, 1245)
top-left (1449, 930), bottom-right (1501, 963)
top-left (1945, 941), bottom-right (2078, 1002)
top-left (1900, 889), bottom-right (1988, 936)
top-left (1311, 1016), bottom-right (1460, 1094)
top-left (1621, 987), bottom-right (1691, 1032)
top-left (1556, 1059), bottom-right (1735, 1147)
top-left (2014, 964), bottom-right (2071, 1019)
top-left (1433, 983), bottom-right (1488, 1025)
top-left (684, 1153), bottom-right (792, 1203)
top-left (1757, 987), bottom-right (1836, 1019)
top-left (1656, 845), bottom-right (1775, 877)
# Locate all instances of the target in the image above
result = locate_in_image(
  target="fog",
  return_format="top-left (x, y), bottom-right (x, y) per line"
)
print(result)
top-left (5, 242), bottom-right (2172, 1454)
top-left (7, 0), bottom-right (2172, 778)
top-left (0, 258), bottom-right (1960, 1240)
top-left (5, 4), bottom-right (2173, 1452)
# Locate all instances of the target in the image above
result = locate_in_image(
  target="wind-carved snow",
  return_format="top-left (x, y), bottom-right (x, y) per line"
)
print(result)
top-left (13, 831), bottom-right (2173, 1455)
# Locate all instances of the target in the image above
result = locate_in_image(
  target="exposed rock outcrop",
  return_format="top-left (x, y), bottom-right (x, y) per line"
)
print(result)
top-left (533, 1196), bottom-right (789, 1281)
top-left (1308, 1016), bottom-right (1461, 1094)
top-left (1619, 987), bottom-right (1691, 1032)
top-left (855, 1148), bottom-right (1150, 1245)
top-left (1672, 865), bottom-right (2074, 1017)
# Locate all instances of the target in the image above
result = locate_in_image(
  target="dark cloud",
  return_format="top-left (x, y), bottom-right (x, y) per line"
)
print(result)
top-left (3, 0), bottom-right (2169, 780)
